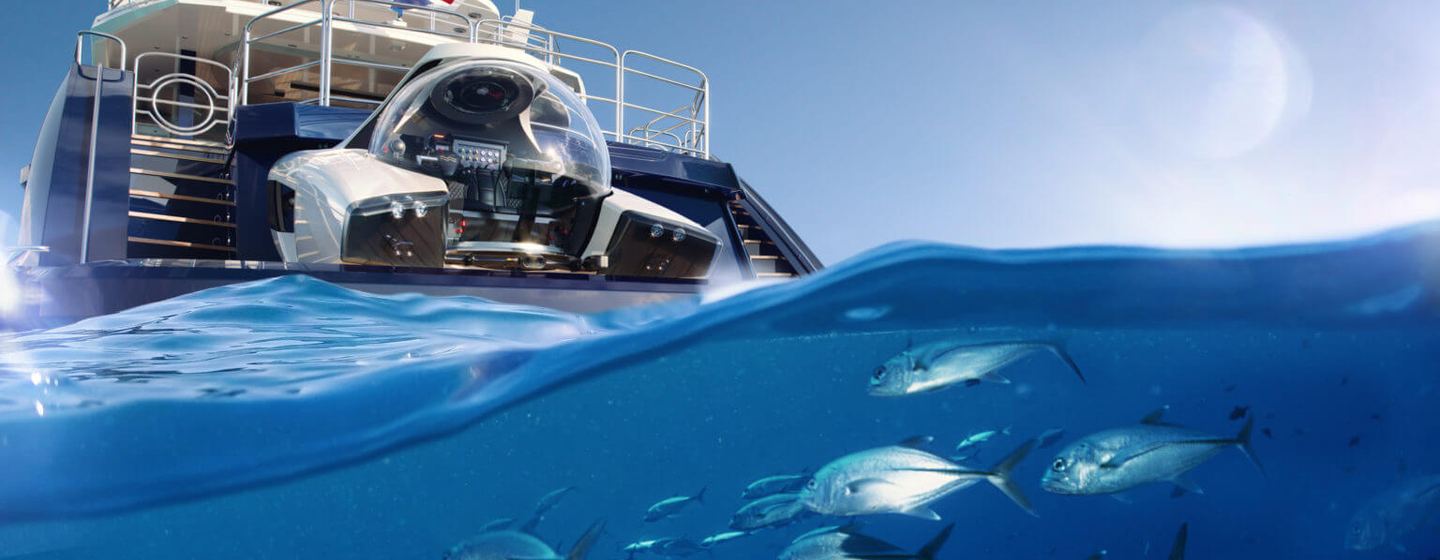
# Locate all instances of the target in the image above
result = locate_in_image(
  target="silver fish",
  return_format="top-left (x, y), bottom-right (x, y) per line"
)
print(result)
top-left (1345, 474), bottom-right (1440, 552)
top-left (868, 339), bottom-right (1085, 397)
top-left (779, 524), bottom-right (952, 560)
top-left (1041, 408), bottom-right (1261, 496)
top-left (729, 492), bottom-right (812, 531)
top-left (953, 426), bottom-right (1011, 459)
top-left (699, 531), bottom-right (749, 547)
top-left (621, 539), bottom-right (662, 554)
top-left (519, 486), bottom-right (576, 533)
top-left (444, 521), bottom-right (603, 560)
top-left (742, 472), bottom-right (809, 500)
top-left (799, 439), bottom-right (1035, 519)
top-left (652, 538), bottom-right (704, 557)
top-left (644, 487), bottom-right (706, 522)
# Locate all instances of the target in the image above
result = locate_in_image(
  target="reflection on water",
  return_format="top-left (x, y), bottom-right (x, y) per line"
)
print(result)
top-left (2, 225), bottom-right (1440, 558)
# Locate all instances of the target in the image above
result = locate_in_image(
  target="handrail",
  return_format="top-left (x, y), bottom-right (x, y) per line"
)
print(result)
top-left (473, 18), bottom-right (623, 141)
top-left (242, 0), bottom-right (475, 106)
top-left (74, 30), bottom-right (125, 69)
top-left (234, 3), bottom-right (710, 156)
top-left (621, 50), bottom-right (709, 157)
top-left (5, 246), bottom-right (49, 267)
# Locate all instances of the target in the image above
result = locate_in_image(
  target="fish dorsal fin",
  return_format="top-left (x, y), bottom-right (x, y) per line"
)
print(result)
top-left (1168, 522), bottom-right (1188, 560)
top-left (898, 435), bottom-right (934, 449)
top-left (566, 520), bottom-right (605, 560)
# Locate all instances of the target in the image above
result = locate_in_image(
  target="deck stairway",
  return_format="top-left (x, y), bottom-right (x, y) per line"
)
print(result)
top-left (729, 200), bottom-right (797, 279)
top-left (125, 134), bottom-right (237, 259)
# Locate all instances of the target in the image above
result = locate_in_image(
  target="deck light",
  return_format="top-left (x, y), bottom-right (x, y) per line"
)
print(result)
top-left (390, 201), bottom-right (406, 220)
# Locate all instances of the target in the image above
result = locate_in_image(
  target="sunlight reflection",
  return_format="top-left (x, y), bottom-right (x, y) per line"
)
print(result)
top-left (1138, 5), bottom-right (1305, 159)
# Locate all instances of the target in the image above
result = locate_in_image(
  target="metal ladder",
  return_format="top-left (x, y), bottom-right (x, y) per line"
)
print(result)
top-left (729, 200), bottom-right (796, 278)
top-left (125, 134), bottom-right (237, 258)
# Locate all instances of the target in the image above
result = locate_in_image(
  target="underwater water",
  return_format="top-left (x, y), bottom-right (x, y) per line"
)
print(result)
top-left (2, 225), bottom-right (1440, 559)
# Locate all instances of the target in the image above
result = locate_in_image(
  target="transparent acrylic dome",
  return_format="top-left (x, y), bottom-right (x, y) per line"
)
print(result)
top-left (368, 59), bottom-right (611, 205)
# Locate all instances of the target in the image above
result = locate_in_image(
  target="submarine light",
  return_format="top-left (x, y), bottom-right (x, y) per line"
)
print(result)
top-left (413, 201), bottom-right (429, 218)
top-left (390, 201), bottom-right (406, 220)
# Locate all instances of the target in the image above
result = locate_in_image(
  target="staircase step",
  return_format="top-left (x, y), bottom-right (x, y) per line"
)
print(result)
top-left (130, 167), bottom-right (232, 185)
top-left (131, 138), bottom-right (229, 156)
top-left (132, 133), bottom-right (226, 149)
top-left (128, 211), bottom-right (235, 229)
top-left (131, 147), bottom-right (227, 164)
top-left (128, 236), bottom-right (236, 253)
top-left (131, 189), bottom-right (234, 206)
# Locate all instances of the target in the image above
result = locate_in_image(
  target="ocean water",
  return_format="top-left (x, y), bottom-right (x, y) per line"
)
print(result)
top-left (1, 225), bottom-right (1439, 559)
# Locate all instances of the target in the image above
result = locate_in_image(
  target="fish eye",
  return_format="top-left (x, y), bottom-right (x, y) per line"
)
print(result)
top-left (806, 478), bottom-right (818, 490)
top-left (1051, 458), bottom-right (1067, 471)
top-left (872, 367), bottom-right (886, 381)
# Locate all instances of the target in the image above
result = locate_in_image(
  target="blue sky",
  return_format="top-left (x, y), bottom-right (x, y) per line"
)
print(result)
top-left (4, 1), bottom-right (1440, 262)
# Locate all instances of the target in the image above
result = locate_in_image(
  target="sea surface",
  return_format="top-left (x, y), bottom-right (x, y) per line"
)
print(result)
top-left (2, 224), bottom-right (1439, 559)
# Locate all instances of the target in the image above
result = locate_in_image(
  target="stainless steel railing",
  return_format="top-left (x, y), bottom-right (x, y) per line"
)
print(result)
top-left (74, 30), bottom-right (125, 68)
top-left (133, 52), bottom-right (234, 137)
top-left (243, 0), bottom-right (473, 108)
top-left (113, 0), bottom-right (711, 156)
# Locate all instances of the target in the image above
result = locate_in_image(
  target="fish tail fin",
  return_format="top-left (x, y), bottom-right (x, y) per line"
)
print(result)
top-left (1233, 417), bottom-right (1264, 476)
top-left (567, 520), bottom-right (606, 560)
top-left (695, 486), bottom-right (707, 503)
top-left (1043, 341), bottom-right (1086, 384)
top-left (1168, 522), bottom-right (1188, 560)
top-left (984, 439), bottom-right (1038, 517)
top-left (917, 523), bottom-right (955, 560)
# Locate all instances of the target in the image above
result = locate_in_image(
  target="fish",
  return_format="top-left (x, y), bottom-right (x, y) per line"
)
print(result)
top-left (953, 426), bottom-right (1011, 458)
top-left (1169, 522), bottom-right (1188, 560)
top-left (730, 492), bottom-right (813, 531)
top-left (444, 520), bottom-right (604, 560)
top-left (1228, 406), bottom-right (1248, 420)
top-left (867, 339), bottom-right (1085, 397)
top-left (1348, 435), bottom-right (1362, 448)
top-left (652, 538), bottom-right (704, 557)
top-left (699, 531), bottom-right (749, 547)
top-left (779, 523), bottom-right (953, 560)
top-left (477, 517), bottom-right (515, 533)
top-left (1035, 427), bottom-right (1066, 449)
top-left (742, 472), bottom-right (810, 500)
top-left (519, 486), bottom-right (576, 533)
top-left (621, 539), bottom-right (662, 554)
top-left (1345, 474), bottom-right (1440, 552)
top-left (1041, 408), bottom-right (1262, 496)
top-left (799, 439), bottom-right (1036, 519)
top-left (643, 487), bottom-right (706, 522)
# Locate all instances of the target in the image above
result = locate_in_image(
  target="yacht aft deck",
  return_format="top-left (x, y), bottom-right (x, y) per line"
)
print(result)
top-left (92, 0), bottom-right (710, 157)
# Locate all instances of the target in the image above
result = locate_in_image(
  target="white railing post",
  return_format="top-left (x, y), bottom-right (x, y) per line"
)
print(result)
top-left (240, 25), bottom-right (251, 106)
top-left (319, 0), bottom-right (333, 106)
top-left (701, 80), bottom-right (710, 157)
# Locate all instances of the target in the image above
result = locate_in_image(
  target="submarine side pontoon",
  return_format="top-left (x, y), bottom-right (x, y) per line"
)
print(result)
top-left (3, 0), bottom-right (819, 328)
